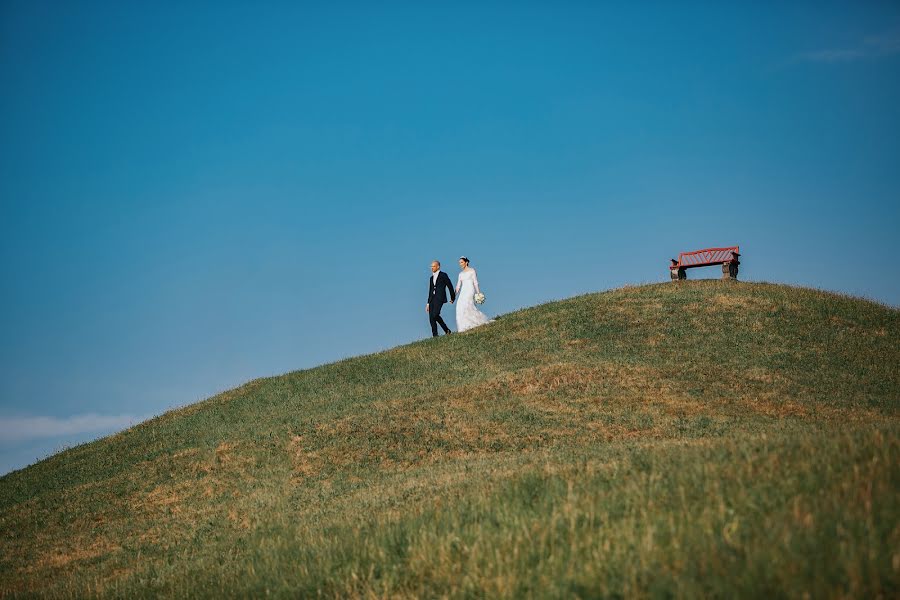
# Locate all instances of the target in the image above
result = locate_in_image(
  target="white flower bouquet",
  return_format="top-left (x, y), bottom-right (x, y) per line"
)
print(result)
top-left (474, 292), bottom-right (486, 305)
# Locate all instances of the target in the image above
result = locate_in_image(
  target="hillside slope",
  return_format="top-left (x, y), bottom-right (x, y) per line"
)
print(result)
top-left (1, 281), bottom-right (898, 598)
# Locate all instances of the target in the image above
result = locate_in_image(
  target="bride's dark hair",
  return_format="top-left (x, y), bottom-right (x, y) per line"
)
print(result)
top-left (459, 256), bottom-right (470, 265)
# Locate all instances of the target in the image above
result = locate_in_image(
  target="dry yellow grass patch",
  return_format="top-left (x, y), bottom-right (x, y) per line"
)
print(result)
top-left (172, 447), bottom-right (200, 459)
top-left (743, 366), bottom-right (788, 385)
top-left (37, 538), bottom-right (121, 570)
top-left (215, 441), bottom-right (239, 460)
top-left (288, 434), bottom-right (323, 478)
top-left (509, 362), bottom-right (688, 401)
top-left (739, 395), bottom-right (890, 423)
top-left (143, 483), bottom-right (183, 512)
top-left (709, 293), bottom-right (782, 311)
top-left (6, 534), bottom-right (123, 596)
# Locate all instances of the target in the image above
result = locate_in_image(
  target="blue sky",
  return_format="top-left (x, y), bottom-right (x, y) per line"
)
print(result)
top-left (2, 1), bottom-right (899, 475)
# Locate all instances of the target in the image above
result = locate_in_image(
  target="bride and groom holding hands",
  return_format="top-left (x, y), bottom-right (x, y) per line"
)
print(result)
top-left (426, 257), bottom-right (493, 337)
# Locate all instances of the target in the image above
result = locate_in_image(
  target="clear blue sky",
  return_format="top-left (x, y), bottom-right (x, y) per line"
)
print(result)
top-left (2, 1), bottom-right (899, 475)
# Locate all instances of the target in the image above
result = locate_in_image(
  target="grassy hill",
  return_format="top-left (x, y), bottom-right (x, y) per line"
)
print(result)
top-left (1, 281), bottom-right (898, 598)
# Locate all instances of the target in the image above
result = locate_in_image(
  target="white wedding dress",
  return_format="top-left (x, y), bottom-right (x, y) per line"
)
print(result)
top-left (455, 268), bottom-right (493, 332)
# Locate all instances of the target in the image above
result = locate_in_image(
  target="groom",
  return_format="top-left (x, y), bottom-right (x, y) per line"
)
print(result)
top-left (426, 260), bottom-right (455, 337)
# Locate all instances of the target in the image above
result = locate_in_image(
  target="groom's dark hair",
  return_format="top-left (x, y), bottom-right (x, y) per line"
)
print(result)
top-left (433, 260), bottom-right (441, 267)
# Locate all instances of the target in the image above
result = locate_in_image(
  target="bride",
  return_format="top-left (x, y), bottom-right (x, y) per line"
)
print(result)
top-left (455, 256), bottom-right (493, 332)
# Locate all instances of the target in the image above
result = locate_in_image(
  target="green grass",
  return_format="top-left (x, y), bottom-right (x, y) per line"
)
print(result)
top-left (1, 281), bottom-right (898, 598)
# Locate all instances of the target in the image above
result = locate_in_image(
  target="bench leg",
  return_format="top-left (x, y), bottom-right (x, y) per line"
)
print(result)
top-left (722, 262), bottom-right (739, 280)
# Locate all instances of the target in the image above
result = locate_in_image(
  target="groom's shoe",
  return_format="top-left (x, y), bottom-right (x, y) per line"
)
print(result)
top-left (446, 330), bottom-right (453, 335)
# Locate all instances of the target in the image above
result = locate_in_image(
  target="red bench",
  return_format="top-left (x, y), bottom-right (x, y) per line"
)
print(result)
top-left (669, 246), bottom-right (740, 281)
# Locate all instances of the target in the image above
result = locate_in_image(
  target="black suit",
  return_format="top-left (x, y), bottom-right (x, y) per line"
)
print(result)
top-left (427, 271), bottom-right (456, 336)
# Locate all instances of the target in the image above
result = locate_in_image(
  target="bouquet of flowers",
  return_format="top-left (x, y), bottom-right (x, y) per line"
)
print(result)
top-left (474, 292), bottom-right (486, 305)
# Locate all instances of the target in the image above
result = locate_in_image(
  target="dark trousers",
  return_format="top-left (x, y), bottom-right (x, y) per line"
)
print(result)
top-left (429, 302), bottom-right (451, 336)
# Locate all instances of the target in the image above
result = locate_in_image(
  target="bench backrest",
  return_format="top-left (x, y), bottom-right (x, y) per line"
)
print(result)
top-left (673, 246), bottom-right (740, 268)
